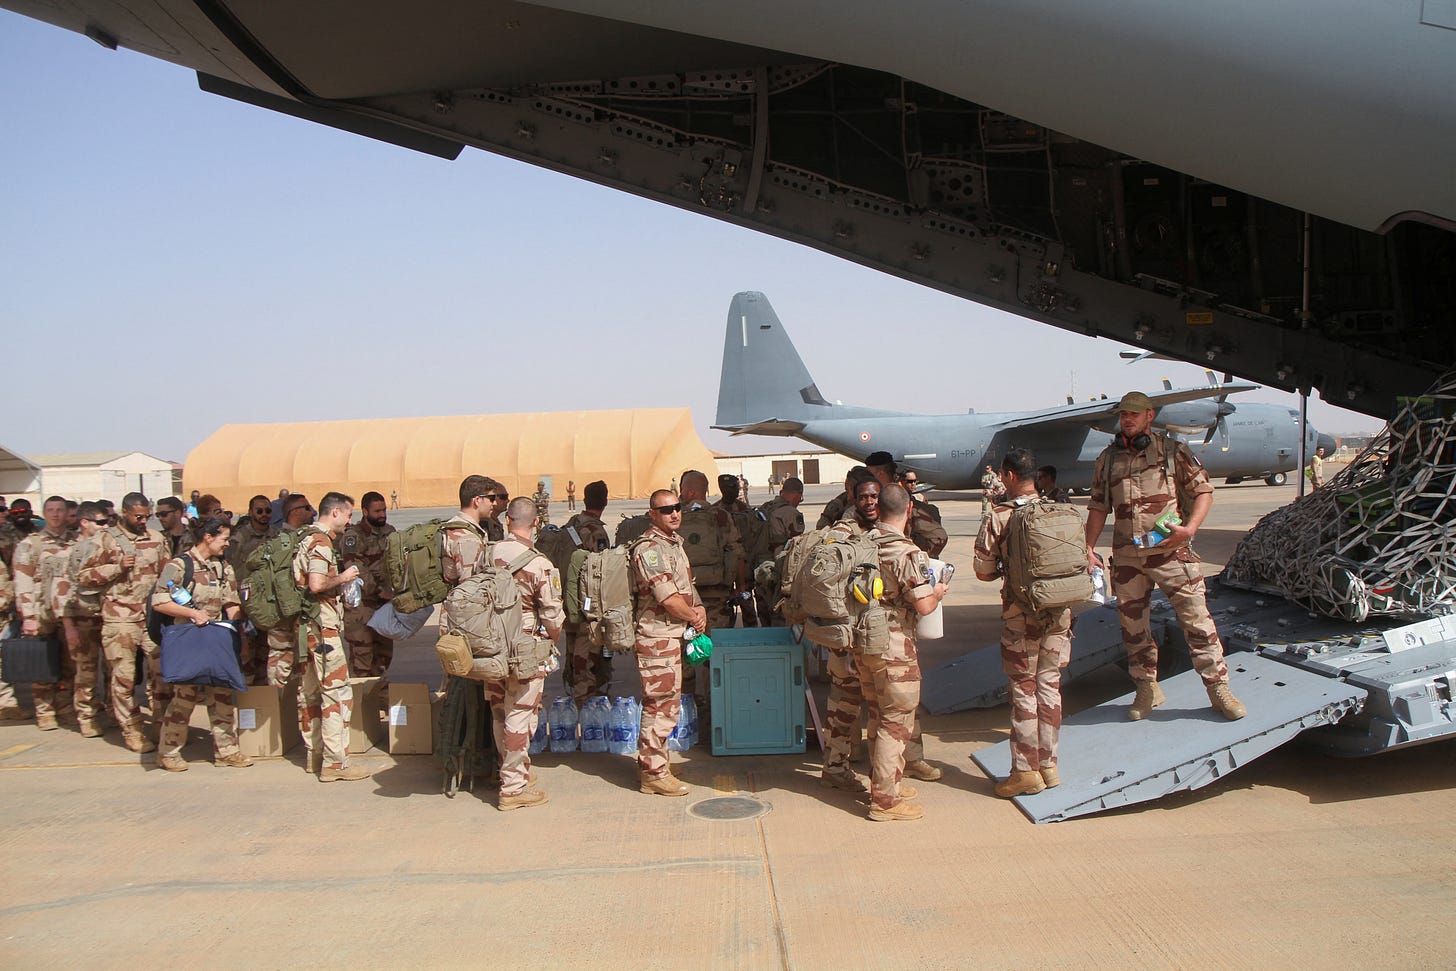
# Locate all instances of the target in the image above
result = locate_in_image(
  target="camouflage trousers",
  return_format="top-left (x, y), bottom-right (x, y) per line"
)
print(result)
top-left (566, 627), bottom-right (613, 706)
top-left (0, 621), bottom-right (20, 713)
top-left (1113, 547), bottom-right (1229, 686)
top-left (855, 631), bottom-right (922, 811)
top-left (265, 626), bottom-right (297, 687)
top-left (344, 602), bottom-right (393, 680)
top-left (67, 616), bottom-right (104, 728)
top-left (101, 620), bottom-right (170, 735)
top-left (1000, 606), bottom-right (1072, 772)
top-left (635, 645), bottom-right (682, 781)
top-left (159, 684), bottom-right (240, 760)
top-left (300, 626), bottom-right (354, 770)
top-left (484, 673), bottom-right (545, 795)
top-left (822, 647), bottom-right (864, 775)
top-left (29, 620), bottom-right (76, 724)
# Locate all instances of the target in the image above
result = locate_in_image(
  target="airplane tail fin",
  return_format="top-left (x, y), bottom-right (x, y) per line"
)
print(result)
top-left (714, 292), bottom-right (833, 429)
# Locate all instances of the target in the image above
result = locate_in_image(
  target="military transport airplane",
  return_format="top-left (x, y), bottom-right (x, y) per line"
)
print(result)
top-left (4, 2), bottom-right (1452, 421)
top-left (714, 292), bottom-right (1335, 490)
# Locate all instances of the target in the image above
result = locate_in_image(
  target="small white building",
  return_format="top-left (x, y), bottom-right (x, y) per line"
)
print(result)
top-left (0, 445), bottom-right (42, 507)
top-left (714, 449), bottom-right (858, 492)
top-left (29, 452), bottom-right (179, 506)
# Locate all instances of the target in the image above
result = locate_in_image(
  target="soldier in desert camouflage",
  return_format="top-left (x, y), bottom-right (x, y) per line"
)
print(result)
top-left (1085, 391), bottom-right (1246, 722)
top-left (861, 484), bottom-right (948, 822)
top-left (338, 491), bottom-right (396, 682)
top-left (486, 497), bottom-right (564, 811)
top-left (151, 517), bottom-right (253, 771)
top-left (975, 449), bottom-right (1072, 798)
top-left (630, 490), bottom-right (704, 797)
top-left (292, 491), bottom-right (368, 782)
top-left (13, 496), bottom-right (78, 732)
top-left (79, 492), bottom-right (173, 751)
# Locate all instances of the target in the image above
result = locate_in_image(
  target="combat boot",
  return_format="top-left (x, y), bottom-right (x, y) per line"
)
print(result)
top-left (1207, 682), bottom-right (1247, 720)
top-left (868, 800), bottom-right (925, 822)
top-left (1039, 765), bottom-right (1060, 788)
top-left (319, 764), bottom-right (372, 782)
top-left (498, 788), bottom-right (550, 811)
top-left (36, 713), bottom-right (59, 731)
top-left (217, 753), bottom-right (254, 768)
top-left (639, 772), bottom-right (689, 797)
top-left (896, 784), bottom-right (918, 800)
top-left (78, 720), bottom-right (103, 738)
top-left (1127, 680), bottom-right (1165, 721)
top-left (820, 768), bottom-right (867, 793)
top-left (158, 755), bottom-right (189, 772)
top-left (994, 770), bottom-right (1047, 798)
top-left (904, 759), bottom-right (942, 781)
top-left (0, 706), bottom-right (31, 721)
top-left (123, 730), bottom-right (157, 754)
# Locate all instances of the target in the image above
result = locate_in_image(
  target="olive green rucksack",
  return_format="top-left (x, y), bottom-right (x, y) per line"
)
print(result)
top-left (386, 519), bottom-right (453, 614)
top-left (1001, 498), bottom-right (1093, 612)
top-left (241, 528), bottom-right (317, 632)
top-left (679, 505), bottom-right (734, 587)
top-left (614, 514), bottom-right (651, 548)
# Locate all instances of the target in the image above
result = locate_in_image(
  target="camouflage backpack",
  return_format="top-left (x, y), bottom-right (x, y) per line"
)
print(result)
top-left (577, 542), bottom-right (642, 652)
top-left (441, 548), bottom-right (542, 681)
top-left (780, 526), bottom-right (881, 649)
top-left (67, 536), bottom-right (104, 618)
top-left (241, 528), bottom-right (315, 632)
top-left (386, 518), bottom-right (452, 614)
top-left (679, 505), bottom-right (734, 587)
top-left (534, 523), bottom-right (583, 580)
top-left (729, 504), bottom-right (772, 573)
top-left (614, 513), bottom-right (651, 548)
top-left (1001, 498), bottom-right (1094, 611)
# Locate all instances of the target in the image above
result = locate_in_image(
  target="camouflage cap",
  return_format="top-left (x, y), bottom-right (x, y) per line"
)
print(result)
top-left (1116, 391), bottom-right (1157, 412)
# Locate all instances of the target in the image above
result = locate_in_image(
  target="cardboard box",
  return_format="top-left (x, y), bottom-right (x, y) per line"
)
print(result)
top-left (348, 676), bottom-right (386, 754)
top-left (387, 683), bottom-right (434, 755)
top-left (235, 682), bottom-right (301, 758)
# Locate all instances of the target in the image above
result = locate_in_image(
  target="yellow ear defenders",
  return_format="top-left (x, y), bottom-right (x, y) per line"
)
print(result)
top-left (850, 569), bottom-right (884, 604)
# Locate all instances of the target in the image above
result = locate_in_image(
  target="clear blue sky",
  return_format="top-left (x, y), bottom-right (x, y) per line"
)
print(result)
top-left (0, 11), bottom-right (1381, 466)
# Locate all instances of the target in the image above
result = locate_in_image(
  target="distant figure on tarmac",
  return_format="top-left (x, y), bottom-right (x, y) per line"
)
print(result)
top-left (566, 479), bottom-right (576, 511)
top-left (390, 490), bottom-right (399, 509)
top-left (532, 480), bottom-right (551, 527)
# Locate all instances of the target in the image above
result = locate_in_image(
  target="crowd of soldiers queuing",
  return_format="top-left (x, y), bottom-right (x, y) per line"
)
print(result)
top-left (0, 395), bottom-right (1247, 816)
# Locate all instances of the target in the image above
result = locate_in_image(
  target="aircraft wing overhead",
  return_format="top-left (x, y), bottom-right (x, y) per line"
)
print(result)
top-left (994, 383), bottom-right (1259, 431)
top-left (713, 418), bottom-right (808, 436)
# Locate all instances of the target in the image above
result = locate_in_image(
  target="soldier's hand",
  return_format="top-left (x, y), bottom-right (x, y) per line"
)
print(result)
top-left (1086, 548), bottom-right (1101, 574)
top-left (339, 565), bottom-right (361, 584)
top-left (691, 606), bottom-right (708, 631)
top-left (120, 553), bottom-right (137, 570)
top-left (21, 618), bottom-right (38, 636)
top-left (1162, 524), bottom-right (1194, 549)
top-left (191, 609), bottom-right (209, 626)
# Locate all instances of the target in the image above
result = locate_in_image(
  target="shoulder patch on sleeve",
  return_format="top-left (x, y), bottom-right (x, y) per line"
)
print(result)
top-left (642, 545), bottom-right (665, 573)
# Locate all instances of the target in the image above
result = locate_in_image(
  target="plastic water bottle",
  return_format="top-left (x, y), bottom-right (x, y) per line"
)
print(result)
top-left (166, 581), bottom-right (192, 607)
top-left (607, 696), bottom-right (635, 755)
top-left (528, 713), bottom-right (548, 755)
top-left (682, 694), bottom-right (699, 749)
top-left (580, 696), bottom-right (609, 753)
top-left (548, 696), bottom-right (579, 752)
top-left (342, 576), bottom-right (363, 608)
top-left (667, 697), bottom-right (689, 752)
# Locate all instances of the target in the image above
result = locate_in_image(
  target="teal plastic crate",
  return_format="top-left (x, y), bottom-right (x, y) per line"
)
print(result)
top-left (708, 627), bottom-right (806, 755)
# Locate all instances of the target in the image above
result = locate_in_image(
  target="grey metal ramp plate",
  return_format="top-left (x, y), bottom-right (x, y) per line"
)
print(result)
top-left (922, 601), bottom-right (1133, 714)
top-left (970, 653), bottom-right (1367, 823)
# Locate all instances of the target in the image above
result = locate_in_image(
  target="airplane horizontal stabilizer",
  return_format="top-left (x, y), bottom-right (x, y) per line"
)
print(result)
top-left (712, 418), bottom-right (808, 437)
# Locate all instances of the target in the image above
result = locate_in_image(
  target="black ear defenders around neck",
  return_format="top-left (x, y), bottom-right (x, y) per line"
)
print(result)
top-left (1116, 431), bottom-right (1152, 450)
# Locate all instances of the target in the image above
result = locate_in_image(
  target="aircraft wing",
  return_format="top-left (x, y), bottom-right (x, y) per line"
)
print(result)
top-left (993, 383), bottom-right (1259, 431)
top-left (713, 419), bottom-right (808, 437)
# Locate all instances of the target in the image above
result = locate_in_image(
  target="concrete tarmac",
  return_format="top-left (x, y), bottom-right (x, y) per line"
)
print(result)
top-left (4, 475), bottom-right (1454, 968)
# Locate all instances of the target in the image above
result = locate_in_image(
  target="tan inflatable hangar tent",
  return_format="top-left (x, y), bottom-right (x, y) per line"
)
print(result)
top-left (184, 408), bottom-right (717, 511)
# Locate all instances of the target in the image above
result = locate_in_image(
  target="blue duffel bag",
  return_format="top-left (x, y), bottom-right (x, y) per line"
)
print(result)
top-left (159, 622), bottom-right (246, 691)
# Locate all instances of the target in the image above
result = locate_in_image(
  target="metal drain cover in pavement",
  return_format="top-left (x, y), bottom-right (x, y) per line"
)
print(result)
top-left (688, 795), bottom-right (771, 821)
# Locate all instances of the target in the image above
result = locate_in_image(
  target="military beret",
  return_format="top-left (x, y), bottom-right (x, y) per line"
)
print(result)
top-left (1116, 391), bottom-right (1157, 412)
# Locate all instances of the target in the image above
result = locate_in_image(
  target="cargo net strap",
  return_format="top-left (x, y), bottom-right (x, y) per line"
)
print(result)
top-left (1224, 372), bottom-right (1456, 622)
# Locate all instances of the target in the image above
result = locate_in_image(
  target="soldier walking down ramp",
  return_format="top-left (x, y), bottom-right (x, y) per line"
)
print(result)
top-left (629, 490), bottom-right (704, 797)
top-left (975, 449), bottom-right (1072, 798)
top-left (1085, 391), bottom-right (1246, 722)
